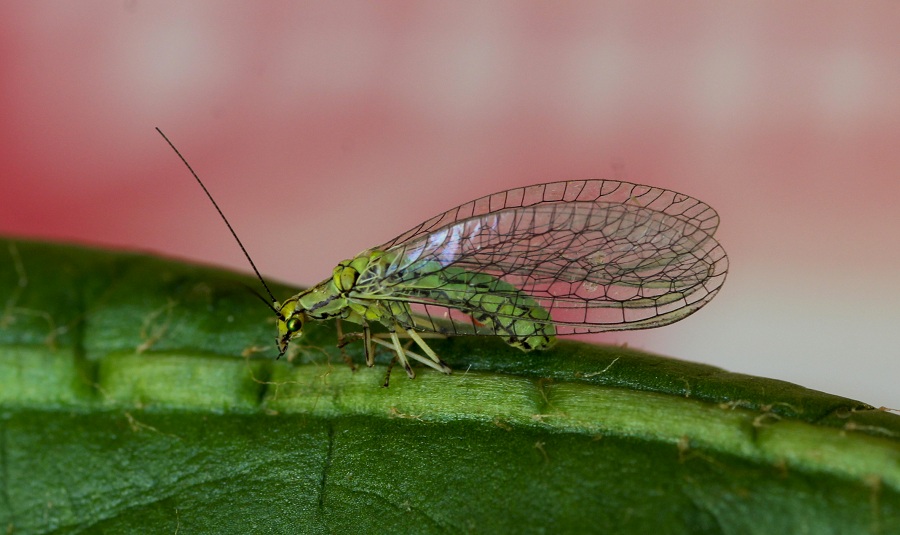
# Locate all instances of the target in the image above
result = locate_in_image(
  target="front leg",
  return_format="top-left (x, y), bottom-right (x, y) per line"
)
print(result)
top-left (336, 320), bottom-right (380, 369)
top-left (333, 319), bottom-right (358, 372)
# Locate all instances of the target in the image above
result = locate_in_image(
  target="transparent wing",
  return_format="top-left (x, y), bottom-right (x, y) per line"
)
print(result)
top-left (379, 180), bottom-right (720, 249)
top-left (360, 180), bottom-right (728, 336)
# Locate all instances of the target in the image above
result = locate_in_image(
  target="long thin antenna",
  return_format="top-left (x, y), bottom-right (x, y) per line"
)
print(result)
top-left (155, 127), bottom-right (281, 315)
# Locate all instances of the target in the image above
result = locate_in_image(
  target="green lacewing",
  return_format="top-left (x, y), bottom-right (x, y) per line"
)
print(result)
top-left (158, 129), bottom-right (728, 379)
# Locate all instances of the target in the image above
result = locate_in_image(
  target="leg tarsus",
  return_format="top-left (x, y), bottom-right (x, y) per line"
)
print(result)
top-left (341, 352), bottom-right (358, 372)
top-left (406, 328), bottom-right (452, 374)
top-left (334, 320), bottom-right (358, 372)
top-left (363, 323), bottom-right (375, 367)
top-left (389, 331), bottom-right (416, 379)
top-left (382, 356), bottom-right (395, 387)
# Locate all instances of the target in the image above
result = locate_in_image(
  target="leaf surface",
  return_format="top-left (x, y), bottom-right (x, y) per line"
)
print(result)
top-left (1, 238), bottom-right (898, 534)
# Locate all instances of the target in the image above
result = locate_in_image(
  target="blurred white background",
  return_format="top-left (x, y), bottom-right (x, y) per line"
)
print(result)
top-left (2, 2), bottom-right (899, 407)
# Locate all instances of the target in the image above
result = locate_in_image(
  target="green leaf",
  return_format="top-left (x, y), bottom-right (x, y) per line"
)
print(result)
top-left (1, 237), bottom-right (898, 534)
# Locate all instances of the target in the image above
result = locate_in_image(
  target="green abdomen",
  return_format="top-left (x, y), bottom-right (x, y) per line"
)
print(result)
top-left (406, 265), bottom-right (557, 351)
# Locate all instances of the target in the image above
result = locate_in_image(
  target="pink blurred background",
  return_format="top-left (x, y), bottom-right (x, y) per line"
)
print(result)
top-left (2, 2), bottom-right (899, 407)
